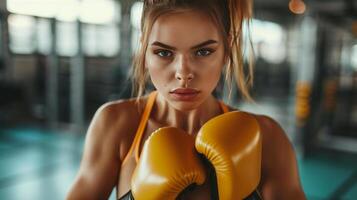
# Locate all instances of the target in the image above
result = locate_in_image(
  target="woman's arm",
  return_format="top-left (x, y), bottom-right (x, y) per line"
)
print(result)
top-left (256, 115), bottom-right (307, 200)
top-left (66, 103), bottom-right (124, 200)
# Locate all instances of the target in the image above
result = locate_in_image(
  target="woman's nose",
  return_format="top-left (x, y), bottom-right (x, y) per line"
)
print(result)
top-left (175, 73), bottom-right (194, 81)
top-left (175, 55), bottom-right (194, 82)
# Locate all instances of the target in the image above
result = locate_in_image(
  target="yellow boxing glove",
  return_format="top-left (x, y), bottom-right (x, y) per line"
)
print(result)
top-left (195, 111), bottom-right (262, 200)
top-left (131, 127), bottom-right (206, 200)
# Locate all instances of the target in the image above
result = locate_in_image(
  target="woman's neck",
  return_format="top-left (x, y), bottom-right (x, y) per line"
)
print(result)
top-left (152, 93), bottom-right (222, 135)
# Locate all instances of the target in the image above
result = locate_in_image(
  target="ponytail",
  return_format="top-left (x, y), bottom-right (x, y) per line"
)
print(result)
top-left (225, 0), bottom-right (254, 102)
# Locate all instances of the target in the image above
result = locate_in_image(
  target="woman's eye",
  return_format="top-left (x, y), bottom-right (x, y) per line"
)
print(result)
top-left (155, 50), bottom-right (173, 57)
top-left (196, 49), bottom-right (214, 57)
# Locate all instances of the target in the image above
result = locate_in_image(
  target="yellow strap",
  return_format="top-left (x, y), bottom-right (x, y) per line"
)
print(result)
top-left (134, 91), bottom-right (158, 162)
top-left (121, 91), bottom-right (158, 165)
top-left (219, 101), bottom-right (229, 113)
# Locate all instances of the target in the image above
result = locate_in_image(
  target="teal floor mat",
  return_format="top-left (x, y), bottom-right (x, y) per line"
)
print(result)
top-left (298, 151), bottom-right (357, 200)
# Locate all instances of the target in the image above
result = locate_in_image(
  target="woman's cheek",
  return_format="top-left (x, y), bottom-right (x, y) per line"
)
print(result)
top-left (197, 58), bottom-right (223, 74)
top-left (147, 60), bottom-right (173, 88)
top-left (149, 56), bottom-right (172, 70)
top-left (199, 59), bottom-right (223, 85)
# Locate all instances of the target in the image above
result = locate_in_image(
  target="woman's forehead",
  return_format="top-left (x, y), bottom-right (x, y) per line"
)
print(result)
top-left (148, 10), bottom-right (221, 47)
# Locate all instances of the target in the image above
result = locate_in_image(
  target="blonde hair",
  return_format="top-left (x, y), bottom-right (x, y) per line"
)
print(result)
top-left (132, 0), bottom-right (254, 102)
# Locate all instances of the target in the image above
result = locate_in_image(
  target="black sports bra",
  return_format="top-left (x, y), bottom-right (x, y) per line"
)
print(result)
top-left (118, 191), bottom-right (134, 200)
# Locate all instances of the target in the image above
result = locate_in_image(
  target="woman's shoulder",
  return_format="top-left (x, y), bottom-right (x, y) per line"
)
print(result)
top-left (252, 114), bottom-right (292, 148)
top-left (85, 96), bottom-right (149, 160)
top-left (224, 105), bottom-right (289, 142)
top-left (92, 98), bottom-right (142, 130)
top-left (238, 111), bottom-right (293, 154)
top-left (231, 110), bottom-right (294, 166)
top-left (224, 106), bottom-right (293, 155)
top-left (100, 97), bottom-right (146, 120)
top-left (228, 108), bottom-right (291, 146)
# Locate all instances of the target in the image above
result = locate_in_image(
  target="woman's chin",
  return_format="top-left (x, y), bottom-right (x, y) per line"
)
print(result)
top-left (168, 100), bottom-right (202, 112)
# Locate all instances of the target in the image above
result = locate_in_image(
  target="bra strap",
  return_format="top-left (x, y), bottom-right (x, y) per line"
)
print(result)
top-left (121, 91), bottom-right (158, 165)
top-left (134, 91), bottom-right (158, 162)
top-left (219, 101), bottom-right (229, 113)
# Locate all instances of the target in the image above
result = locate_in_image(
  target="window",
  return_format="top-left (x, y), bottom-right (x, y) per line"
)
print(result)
top-left (246, 19), bottom-right (287, 64)
top-left (8, 14), bottom-right (36, 54)
top-left (131, 1), bottom-right (143, 54)
top-left (7, 0), bottom-right (121, 56)
top-left (56, 21), bottom-right (78, 56)
top-left (36, 18), bottom-right (51, 54)
top-left (351, 44), bottom-right (357, 71)
top-left (7, 0), bottom-right (119, 24)
top-left (82, 24), bottom-right (119, 57)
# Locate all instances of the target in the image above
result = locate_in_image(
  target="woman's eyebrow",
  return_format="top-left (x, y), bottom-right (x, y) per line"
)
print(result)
top-left (151, 42), bottom-right (176, 50)
top-left (151, 40), bottom-right (218, 50)
top-left (191, 40), bottom-right (218, 49)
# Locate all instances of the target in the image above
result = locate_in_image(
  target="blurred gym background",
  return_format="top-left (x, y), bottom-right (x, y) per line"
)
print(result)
top-left (0, 0), bottom-right (356, 199)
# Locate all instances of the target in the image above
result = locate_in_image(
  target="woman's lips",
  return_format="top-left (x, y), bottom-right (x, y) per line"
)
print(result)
top-left (170, 88), bottom-right (200, 101)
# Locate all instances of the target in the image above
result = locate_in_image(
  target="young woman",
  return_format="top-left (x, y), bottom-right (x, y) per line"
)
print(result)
top-left (67, 0), bottom-right (306, 199)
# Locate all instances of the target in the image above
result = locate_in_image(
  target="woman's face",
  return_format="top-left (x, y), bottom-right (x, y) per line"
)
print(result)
top-left (145, 10), bottom-right (226, 111)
